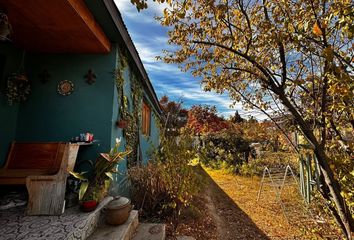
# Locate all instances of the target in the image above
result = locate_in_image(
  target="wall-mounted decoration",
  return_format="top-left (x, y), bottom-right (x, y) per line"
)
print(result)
top-left (6, 73), bottom-right (30, 105)
top-left (6, 51), bottom-right (30, 105)
top-left (0, 12), bottom-right (12, 41)
top-left (58, 80), bottom-right (74, 96)
top-left (39, 69), bottom-right (50, 84)
top-left (84, 69), bottom-right (96, 85)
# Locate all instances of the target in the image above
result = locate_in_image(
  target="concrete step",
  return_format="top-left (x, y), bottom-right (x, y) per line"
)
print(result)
top-left (87, 210), bottom-right (139, 240)
top-left (177, 236), bottom-right (196, 240)
top-left (132, 223), bottom-right (166, 240)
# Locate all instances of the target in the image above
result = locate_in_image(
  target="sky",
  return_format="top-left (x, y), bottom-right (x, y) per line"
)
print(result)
top-left (114, 0), bottom-right (266, 120)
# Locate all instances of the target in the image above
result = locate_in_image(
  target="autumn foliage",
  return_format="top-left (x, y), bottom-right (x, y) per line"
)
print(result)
top-left (186, 105), bottom-right (230, 134)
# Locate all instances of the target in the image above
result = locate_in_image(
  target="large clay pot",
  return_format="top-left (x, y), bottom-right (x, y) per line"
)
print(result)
top-left (105, 197), bottom-right (132, 225)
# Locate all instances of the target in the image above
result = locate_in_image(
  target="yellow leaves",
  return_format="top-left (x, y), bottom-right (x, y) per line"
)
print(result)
top-left (177, 10), bottom-right (186, 19)
top-left (313, 22), bottom-right (323, 36)
top-left (233, 9), bottom-right (242, 18)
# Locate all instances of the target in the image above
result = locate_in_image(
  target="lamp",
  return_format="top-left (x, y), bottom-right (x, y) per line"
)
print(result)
top-left (0, 12), bottom-right (11, 41)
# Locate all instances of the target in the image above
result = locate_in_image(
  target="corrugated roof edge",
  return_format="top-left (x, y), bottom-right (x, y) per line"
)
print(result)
top-left (103, 0), bottom-right (162, 116)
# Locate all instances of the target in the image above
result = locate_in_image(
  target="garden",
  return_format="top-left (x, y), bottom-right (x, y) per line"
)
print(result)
top-left (122, 96), bottom-right (352, 239)
top-left (124, 0), bottom-right (354, 238)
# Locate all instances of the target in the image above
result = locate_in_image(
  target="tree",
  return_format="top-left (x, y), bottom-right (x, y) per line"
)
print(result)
top-left (187, 105), bottom-right (230, 134)
top-left (159, 95), bottom-right (188, 136)
top-left (229, 110), bottom-right (244, 124)
top-left (145, 0), bottom-right (353, 237)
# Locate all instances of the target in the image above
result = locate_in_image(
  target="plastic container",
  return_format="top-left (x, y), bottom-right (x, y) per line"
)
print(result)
top-left (105, 197), bottom-right (132, 225)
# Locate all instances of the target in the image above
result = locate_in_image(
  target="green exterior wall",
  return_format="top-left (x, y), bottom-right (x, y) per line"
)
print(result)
top-left (0, 44), bottom-right (22, 166)
top-left (0, 43), bottom-right (161, 178)
top-left (15, 47), bottom-right (118, 169)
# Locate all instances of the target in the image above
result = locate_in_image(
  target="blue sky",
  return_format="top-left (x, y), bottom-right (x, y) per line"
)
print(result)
top-left (114, 0), bottom-right (265, 119)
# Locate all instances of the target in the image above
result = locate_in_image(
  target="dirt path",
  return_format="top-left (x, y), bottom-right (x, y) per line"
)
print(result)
top-left (202, 167), bottom-right (341, 239)
top-left (202, 168), bottom-right (270, 240)
top-left (169, 166), bottom-right (339, 239)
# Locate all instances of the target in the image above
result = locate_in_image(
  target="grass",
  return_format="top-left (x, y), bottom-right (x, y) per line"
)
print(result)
top-left (204, 165), bottom-right (342, 239)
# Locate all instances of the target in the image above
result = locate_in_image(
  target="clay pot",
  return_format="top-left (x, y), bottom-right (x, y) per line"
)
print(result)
top-left (105, 197), bottom-right (132, 225)
top-left (116, 120), bottom-right (129, 129)
top-left (81, 200), bottom-right (98, 212)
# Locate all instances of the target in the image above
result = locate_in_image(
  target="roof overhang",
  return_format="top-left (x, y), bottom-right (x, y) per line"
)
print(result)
top-left (0, 0), bottom-right (111, 53)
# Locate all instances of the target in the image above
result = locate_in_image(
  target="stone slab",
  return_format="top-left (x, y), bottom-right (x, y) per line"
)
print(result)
top-left (88, 210), bottom-right (139, 240)
top-left (133, 223), bottom-right (166, 240)
top-left (177, 236), bottom-right (196, 240)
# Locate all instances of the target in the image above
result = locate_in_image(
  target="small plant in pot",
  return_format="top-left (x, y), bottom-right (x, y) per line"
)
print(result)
top-left (69, 138), bottom-right (130, 212)
top-left (116, 119), bottom-right (129, 129)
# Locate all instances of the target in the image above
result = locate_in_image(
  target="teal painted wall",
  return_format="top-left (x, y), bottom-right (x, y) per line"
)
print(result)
top-left (0, 43), bottom-right (160, 184)
top-left (110, 47), bottom-right (161, 196)
top-left (0, 44), bottom-right (22, 166)
top-left (13, 46), bottom-right (117, 168)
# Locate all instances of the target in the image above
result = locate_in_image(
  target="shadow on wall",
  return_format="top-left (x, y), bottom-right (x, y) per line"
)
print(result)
top-left (198, 166), bottom-right (270, 240)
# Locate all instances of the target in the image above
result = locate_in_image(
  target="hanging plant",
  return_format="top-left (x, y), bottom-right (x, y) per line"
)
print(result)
top-left (6, 51), bottom-right (30, 105)
top-left (6, 73), bottom-right (30, 105)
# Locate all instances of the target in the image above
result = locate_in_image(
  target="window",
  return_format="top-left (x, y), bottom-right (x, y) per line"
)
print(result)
top-left (142, 101), bottom-right (151, 136)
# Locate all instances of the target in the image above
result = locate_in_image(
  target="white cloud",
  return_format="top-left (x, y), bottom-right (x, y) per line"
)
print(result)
top-left (114, 0), bottom-right (268, 120)
top-left (114, 0), bottom-right (166, 24)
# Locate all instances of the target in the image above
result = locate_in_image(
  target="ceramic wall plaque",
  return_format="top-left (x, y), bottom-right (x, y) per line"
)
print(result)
top-left (58, 80), bottom-right (74, 96)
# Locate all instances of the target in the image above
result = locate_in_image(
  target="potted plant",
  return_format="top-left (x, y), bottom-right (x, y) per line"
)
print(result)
top-left (116, 119), bottom-right (129, 129)
top-left (69, 138), bottom-right (130, 212)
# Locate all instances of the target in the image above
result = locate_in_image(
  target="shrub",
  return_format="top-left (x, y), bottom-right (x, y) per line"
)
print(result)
top-left (128, 130), bottom-right (202, 227)
top-left (199, 129), bottom-right (250, 169)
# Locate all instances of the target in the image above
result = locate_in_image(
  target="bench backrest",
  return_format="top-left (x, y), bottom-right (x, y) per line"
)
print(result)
top-left (5, 142), bottom-right (66, 175)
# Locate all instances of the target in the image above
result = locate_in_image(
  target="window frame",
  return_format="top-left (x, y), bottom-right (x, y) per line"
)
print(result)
top-left (142, 101), bottom-right (151, 136)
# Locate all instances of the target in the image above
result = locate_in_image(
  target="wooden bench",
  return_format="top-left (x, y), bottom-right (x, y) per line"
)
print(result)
top-left (0, 142), bottom-right (79, 215)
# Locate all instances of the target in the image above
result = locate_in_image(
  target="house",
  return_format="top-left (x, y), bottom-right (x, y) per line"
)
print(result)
top-left (0, 0), bottom-right (162, 186)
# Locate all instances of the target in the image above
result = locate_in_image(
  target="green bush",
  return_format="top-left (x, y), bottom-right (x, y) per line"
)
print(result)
top-left (199, 129), bottom-right (250, 170)
top-left (128, 131), bottom-right (202, 227)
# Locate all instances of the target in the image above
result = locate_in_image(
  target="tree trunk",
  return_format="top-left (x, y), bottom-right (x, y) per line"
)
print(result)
top-left (276, 92), bottom-right (353, 239)
top-left (313, 147), bottom-right (353, 239)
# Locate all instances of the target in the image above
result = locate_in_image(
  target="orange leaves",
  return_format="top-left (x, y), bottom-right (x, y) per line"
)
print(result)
top-left (312, 22), bottom-right (323, 36)
top-left (313, 21), bottom-right (327, 36)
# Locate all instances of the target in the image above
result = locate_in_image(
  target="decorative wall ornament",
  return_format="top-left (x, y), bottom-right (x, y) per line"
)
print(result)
top-left (84, 69), bottom-right (96, 85)
top-left (39, 69), bottom-right (50, 84)
top-left (58, 80), bottom-right (74, 96)
top-left (0, 13), bottom-right (12, 41)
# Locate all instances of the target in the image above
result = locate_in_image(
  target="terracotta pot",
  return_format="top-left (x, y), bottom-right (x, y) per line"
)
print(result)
top-left (81, 200), bottom-right (98, 212)
top-left (105, 197), bottom-right (132, 225)
top-left (116, 120), bottom-right (129, 129)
